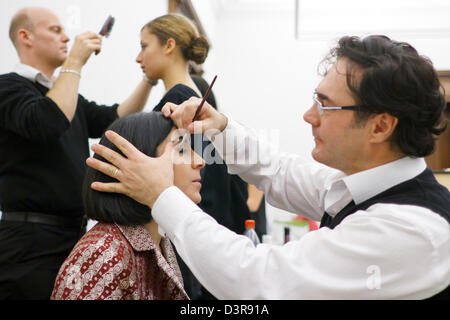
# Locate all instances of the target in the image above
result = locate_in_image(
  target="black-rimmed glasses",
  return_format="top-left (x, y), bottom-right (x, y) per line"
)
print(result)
top-left (312, 92), bottom-right (366, 115)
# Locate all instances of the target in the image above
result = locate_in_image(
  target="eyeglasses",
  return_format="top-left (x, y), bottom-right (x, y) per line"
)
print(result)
top-left (312, 92), bottom-right (366, 116)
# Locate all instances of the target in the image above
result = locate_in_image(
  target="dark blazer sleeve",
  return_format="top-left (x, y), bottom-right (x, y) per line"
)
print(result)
top-left (77, 94), bottom-right (119, 138)
top-left (0, 75), bottom-right (70, 141)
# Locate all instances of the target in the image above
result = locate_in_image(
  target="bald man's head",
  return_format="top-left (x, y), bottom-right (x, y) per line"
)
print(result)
top-left (9, 8), bottom-right (62, 49)
top-left (9, 7), bottom-right (70, 68)
top-left (9, 8), bottom-right (34, 49)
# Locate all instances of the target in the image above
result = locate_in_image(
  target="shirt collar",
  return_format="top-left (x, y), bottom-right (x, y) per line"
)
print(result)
top-left (13, 63), bottom-right (54, 89)
top-left (324, 157), bottom-right (427, 216)
top-left (116, 224), bottom-right (158, 252)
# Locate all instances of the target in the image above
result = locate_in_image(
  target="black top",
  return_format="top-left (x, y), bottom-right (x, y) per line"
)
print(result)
top-left (153, 84), bottom-right (198, 112)
top-left (0, 72), bottom-right (118, 217)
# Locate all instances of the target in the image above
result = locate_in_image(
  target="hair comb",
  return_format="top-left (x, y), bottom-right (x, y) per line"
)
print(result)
top-left (99, 15), bottom-right (115, 37)
top-left (96, 15), bottom-right (115, 55)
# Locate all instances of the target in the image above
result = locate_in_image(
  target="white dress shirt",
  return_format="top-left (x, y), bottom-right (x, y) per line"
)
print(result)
top-left (13, 63), bottom-right (54, 89)
top-left (152, 117), bottom-right (450, 299)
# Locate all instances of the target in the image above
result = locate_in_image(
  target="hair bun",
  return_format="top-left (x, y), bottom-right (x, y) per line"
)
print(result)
top-left (186, 35), bottom-right (210, 64)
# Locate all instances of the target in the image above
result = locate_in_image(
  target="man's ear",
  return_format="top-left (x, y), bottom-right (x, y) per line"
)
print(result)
top-left (17, 29), bottom-right (33, 47)
top-left (164, 38), bottom-right (176, 55)
top-left (368, 113), bottom-right (398, 144)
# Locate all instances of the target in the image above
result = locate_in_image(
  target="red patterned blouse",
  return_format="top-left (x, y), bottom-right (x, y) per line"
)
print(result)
top-left (51, 222), bottom-right (189, 300)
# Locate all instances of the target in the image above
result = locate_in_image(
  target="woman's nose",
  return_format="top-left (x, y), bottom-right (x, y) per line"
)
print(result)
top-left (192, 150), bottom-right (205, 169)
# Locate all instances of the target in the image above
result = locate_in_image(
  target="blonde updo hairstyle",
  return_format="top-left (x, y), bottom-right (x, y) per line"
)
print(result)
top-left (143, 14), bottom-right (209, 64)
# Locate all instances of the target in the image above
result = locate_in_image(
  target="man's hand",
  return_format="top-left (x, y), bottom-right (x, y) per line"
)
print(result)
top-left (86, 130), bottom-right (175, 208)
top-left (47, 31), bottom-right (102, 122)
top-left (63, 31), bottom-right (103, 70)
top-left (161, 97), bottom-right (228, 136)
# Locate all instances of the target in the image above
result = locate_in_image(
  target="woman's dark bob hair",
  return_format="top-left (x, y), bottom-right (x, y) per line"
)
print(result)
top-left (82, 112), bottom-right (173, 225)
top-left (320, 35), bottom-right (447, 158)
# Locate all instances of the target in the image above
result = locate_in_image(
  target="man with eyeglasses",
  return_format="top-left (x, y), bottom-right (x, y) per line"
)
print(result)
top-left (86, 35), bottom-right (449, 299)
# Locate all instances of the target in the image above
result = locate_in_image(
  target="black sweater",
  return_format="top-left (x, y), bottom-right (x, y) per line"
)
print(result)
top-left (0, 72), bottom-right (118, 217)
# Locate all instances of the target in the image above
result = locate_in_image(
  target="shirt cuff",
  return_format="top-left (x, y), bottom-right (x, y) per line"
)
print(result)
top-left (152, 186), bottom-right (202, 240)
top-left (210, 116), bottom-right (247, 161)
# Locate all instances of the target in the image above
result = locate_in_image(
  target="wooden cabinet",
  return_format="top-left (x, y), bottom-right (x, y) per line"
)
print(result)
top-left (425, 71), bottom-right (450, 170)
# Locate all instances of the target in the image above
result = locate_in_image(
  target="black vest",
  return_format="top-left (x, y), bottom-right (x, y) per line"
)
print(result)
top-left (320, 168), bottom-right (449, 299)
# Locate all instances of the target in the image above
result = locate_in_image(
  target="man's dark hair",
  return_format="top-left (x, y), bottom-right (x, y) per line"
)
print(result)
top-left (82, 112), bottom-right (173, 225)
top-left (321, 35), bottom-right (447, 157)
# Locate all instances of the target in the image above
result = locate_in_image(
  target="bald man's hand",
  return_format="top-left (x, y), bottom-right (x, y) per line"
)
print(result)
top-left (64, 31), bottom-right (103, 70)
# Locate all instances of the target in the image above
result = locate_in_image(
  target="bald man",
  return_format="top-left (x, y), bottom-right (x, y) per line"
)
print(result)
top-left (0, 7), bottom-right (156, 299)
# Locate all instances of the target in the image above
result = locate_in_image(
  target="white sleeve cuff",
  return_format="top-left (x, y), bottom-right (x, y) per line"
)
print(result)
top-left (152, 186), bottom-right (202, 240)
top-left (210, 117), bottom-right (248, 162)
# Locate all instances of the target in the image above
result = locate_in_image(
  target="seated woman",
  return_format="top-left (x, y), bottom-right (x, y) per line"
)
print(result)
top-left (51, 112), bottom-right (204, 300)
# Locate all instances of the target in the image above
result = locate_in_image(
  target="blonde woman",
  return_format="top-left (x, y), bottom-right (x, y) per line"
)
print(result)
top-left (136, 14), bottom-right (209, 109)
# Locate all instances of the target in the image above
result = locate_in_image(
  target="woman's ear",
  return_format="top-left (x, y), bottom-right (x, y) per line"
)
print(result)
top-left (368, 113), bottom-right (398, 144)
top-left (164, 38), bottom-right (177, 55)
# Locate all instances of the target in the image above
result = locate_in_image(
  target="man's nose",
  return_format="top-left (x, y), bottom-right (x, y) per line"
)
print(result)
top-left (62, 32), bottom-right (70, 43)
top-left (303, 104), bottom-right (320, 127)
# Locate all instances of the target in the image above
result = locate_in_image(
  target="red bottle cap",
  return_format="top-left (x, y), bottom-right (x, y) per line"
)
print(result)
top-left (245, 220), bottom-right (255, 228)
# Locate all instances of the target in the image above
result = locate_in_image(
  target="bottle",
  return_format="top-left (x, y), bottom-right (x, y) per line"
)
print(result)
top-left (244, 219), bottom-right (260, 246)
top-left (284, 226), bottom-right (290, 244)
